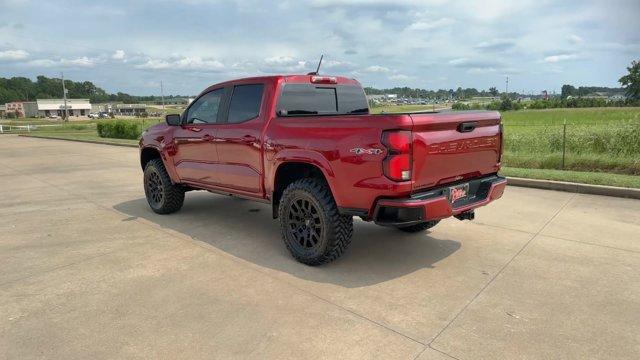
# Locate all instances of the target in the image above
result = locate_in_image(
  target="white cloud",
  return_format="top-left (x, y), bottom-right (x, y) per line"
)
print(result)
top-left (388, 74), bottom-right (410, 81)
top-left (23, 56), bottom-right (96, 68)
top-left (136, 56), bottom-right (225, 71)
top-left (112, 50), bottom-right (126, 60)
top-left (364, 65), bottom-right (390, 73)
top-left (467, 67), bottom-right (497, 75)
top-left (25, 59), bottom-right (57, 67)
top-left (322, 59), bottom-right (357, 71)
top-left (262, 56), bottom-right (307, 72)
top-left (407, 17), bottom-right (454, 31)
top-left (474, 39), bottom-right (516, 52)
top-left (448, 58), bottom-right (495, 68)
top-left (62, 56), bottom-right (95, 67)
top-left (136, 58), bottom-right (171, 69)
top-left (175, 57), bottom-right (224, 70)
top-left (543, 54), bottom-right (579, 63)
top-left (0, 49), bottom-right (29, 61)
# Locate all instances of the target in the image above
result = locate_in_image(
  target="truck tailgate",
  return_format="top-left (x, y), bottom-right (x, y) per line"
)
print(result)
top-left (409, 111), bottom-right (502, 192)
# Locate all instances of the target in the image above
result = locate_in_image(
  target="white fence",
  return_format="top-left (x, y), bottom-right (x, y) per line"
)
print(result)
top-left (0, 124), bottom-right (92, 134)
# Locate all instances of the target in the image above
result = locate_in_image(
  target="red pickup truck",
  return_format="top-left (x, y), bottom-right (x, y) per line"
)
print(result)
top-left (139, 74), bottom-right (506, 265)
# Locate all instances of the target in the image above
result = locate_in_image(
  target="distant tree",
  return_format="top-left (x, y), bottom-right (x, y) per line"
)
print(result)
top-left (619, 59), bottom-right (640, 101)
top-left (561, 84), bottom-right (576, 99)
top-left (489, 87), bottom-right (499, 97)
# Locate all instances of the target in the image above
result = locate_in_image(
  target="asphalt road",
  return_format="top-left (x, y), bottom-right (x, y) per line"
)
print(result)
top-left (1, 136), bottom-right (639, 359)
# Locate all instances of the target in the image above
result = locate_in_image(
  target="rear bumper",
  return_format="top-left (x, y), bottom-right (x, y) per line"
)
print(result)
top-left (373, 175), bottom-right (507, 226)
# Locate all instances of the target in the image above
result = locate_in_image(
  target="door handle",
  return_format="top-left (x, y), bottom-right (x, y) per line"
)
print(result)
top-left (457, 122), bottom-right (477, 133)
top-left (242, 135), bottom-right (257, 143)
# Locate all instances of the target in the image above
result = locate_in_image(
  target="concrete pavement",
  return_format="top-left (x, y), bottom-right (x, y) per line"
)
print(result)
top-left (1, 135), bottom-right (639, 359)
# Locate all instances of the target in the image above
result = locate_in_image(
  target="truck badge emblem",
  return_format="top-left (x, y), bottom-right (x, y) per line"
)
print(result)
top-left (350, 148), bottom-right (383, 155)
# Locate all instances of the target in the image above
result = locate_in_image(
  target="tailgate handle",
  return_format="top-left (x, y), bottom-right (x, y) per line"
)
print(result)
top-left (457, 122), bottom-right (477, 133)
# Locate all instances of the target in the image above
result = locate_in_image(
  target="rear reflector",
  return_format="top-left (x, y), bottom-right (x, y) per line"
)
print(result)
top-left (310, 76), bottom-right (337, 84)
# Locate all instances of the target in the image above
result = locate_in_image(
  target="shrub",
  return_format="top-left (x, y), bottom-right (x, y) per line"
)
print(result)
top-left (97, 120), bottom-right (141, 139)
top-left (451, 102), bottom-right (471, 110)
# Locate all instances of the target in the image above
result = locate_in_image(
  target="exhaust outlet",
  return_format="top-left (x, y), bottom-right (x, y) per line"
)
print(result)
top-left (454, 210), bottom-right (475, 221)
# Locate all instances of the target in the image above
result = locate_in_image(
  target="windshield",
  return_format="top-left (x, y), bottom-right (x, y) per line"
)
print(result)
top-left (277, 84), bottom-right (369, 116)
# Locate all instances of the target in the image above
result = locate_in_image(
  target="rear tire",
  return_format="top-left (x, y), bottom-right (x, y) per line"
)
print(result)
top-left (396, 220), bottom-right (440, 233)
top-left (278, 178), bottom-right (353, 266)
top-left (144, 159), bottom-right (185, 214)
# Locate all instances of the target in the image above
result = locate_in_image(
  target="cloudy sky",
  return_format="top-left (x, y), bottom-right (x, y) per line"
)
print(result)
top-left (1, 0), bottom-right (638, 95)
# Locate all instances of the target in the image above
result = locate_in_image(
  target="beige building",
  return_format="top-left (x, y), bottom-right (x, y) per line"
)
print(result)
top-left (24, 99), bottom-right (92, 118)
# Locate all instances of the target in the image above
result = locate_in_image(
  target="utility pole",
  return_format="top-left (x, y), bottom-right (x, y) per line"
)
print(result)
top-left (61, 72), bottom-right (69, 122)
top-left (160, 81), bottom-right (165, 116)
top-left (505, 76), bottom-right (509, 98)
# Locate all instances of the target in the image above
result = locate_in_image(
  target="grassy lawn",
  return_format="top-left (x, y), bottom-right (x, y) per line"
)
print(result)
top-left (501, 167), bottom-right (640, 189)
top-left (501, 108), bottom-right (640, 175)
top-left (501, 107), bottom-right (640, 125)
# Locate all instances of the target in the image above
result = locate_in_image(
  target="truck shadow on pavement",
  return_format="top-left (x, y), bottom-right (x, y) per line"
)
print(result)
top-left (114, 191), bottom-right (461, 288)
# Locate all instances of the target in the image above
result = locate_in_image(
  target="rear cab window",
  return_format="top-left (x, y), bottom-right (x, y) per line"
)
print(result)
top-left (227, 84), bottom-right (264, 123)
top-left (277, 83), bottom-right (369, 116)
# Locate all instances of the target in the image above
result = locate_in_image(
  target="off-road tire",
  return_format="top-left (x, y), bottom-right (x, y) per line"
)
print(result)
top-left (396, 220), bottom-right (440, 233)
top-left (143, 158), bottom-right (185, 214)
top-left (278, 178), bottom-right (353, 266)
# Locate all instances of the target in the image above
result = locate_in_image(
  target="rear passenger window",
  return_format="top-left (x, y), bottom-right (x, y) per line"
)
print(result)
top-left (227, 84), bottom-right (264, 123)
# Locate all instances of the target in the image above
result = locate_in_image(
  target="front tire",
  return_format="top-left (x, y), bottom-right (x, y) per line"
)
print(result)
top-left (143, 159), bottom-right (185, 214)
top-left (396, 220), bottom-right (440, 233)
top-left (278, 178), bottom-right (353, 266)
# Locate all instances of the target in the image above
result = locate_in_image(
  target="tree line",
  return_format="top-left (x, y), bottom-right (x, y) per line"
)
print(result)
top-left (363, 86), bottom-right (505, 100)
top-left (0, 76), bottom-right (185, 104)
top-left (365, 85), bottom-right (627, 101)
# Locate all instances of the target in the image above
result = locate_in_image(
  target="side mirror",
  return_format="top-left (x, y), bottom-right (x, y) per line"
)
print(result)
top-left (165, 114), bottom-right (181, 126)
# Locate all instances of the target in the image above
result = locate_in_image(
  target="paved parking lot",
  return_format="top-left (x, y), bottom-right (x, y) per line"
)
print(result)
top-left (1, 136), bottom-right (639, 359)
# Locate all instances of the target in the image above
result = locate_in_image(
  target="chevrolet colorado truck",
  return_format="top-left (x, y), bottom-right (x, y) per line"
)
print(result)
top-left (139, 74), bottom-right (506, 265)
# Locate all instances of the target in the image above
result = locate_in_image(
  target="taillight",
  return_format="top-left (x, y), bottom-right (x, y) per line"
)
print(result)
top-left (382, 130), bottom-right (412, 181)
top-left (310, 76), bottom-right (337, 84)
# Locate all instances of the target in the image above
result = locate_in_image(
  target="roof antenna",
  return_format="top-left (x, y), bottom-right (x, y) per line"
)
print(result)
top-left (307, 54), bottom-right (324, 75)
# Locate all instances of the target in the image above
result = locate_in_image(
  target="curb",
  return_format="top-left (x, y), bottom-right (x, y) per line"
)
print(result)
top-left (19, 134), bottom-right (138, 148)
top-left (16, 134), bottom-right (640, 200)
top-left (506, 177), bottom-right (640, 200)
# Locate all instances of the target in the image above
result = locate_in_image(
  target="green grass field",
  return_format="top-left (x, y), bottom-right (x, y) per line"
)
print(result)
top-left (501, 108), bottom-right (640, 175)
